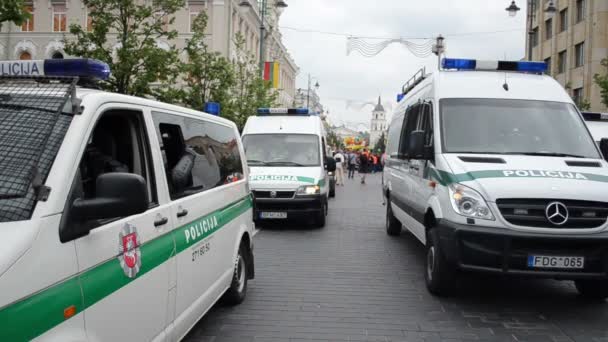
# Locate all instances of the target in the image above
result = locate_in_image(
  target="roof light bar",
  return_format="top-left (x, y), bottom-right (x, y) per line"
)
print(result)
top-left (257, 108), bottom-right (310, 116)
top-left (0, 58), bottom-right (111, 80)
top-left (442, 58), bottom-right (547, 73)
top-left (582, 112), bottom-right (608, 121)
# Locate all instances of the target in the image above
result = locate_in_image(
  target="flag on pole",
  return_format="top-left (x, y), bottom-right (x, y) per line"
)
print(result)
top-left (263, 61), bottom-right (280, 89)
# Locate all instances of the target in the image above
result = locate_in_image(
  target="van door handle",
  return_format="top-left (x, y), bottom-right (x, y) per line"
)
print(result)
top-left (177, 209), bottom-right (189, 218)
top-left (154, 217), bottom-right (169, 227)
top-left (409, 165), bottom-right (420, 171)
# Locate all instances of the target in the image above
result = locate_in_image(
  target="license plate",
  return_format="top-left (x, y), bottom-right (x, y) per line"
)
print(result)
top-left (527, 255), bottom-right (585, 269)
top-left (259, 212), bottom-right (287, 219)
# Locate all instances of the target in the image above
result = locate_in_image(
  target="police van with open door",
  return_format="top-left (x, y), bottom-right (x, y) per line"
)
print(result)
top-left (242, 108), bottom-right (335, 227)
top-left (384, 58), bottom-right (608, 298)
top-left (0, 59), bottom-right (255, 341)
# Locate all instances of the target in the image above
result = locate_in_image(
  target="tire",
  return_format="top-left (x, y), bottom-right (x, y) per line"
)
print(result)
top-left (386, 200), bottom-right (401, 236)
top-left (315, 201), bottom-right (327, 228)
top-left (425, 229), bottom-right (457, 296)
top-left (575, 279), bottom-right (608, 300)
top-left (223, 244), bottom-right (248, 305)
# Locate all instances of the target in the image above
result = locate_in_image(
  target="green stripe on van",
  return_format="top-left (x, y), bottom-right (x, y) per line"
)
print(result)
top-left (250, 175), bottom-right (315, 184)
top-left (0, 195), bottom-right (252, 342)
top-left (429, 168), bottom-right (608, 186)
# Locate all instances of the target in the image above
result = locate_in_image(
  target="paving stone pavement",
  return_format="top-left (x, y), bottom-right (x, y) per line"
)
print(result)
top-left (185, 174), bottom-right (608, 342)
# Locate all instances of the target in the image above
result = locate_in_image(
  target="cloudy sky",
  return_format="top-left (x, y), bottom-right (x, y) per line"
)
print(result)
top-left (280, 0), bottom-right (528, 130)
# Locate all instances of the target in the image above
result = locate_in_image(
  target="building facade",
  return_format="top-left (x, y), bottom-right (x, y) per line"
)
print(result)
top-left (294, 88), bottom-right (324, 114)
top-left (0, 0), bottom-right (298, 105)
top-left (526, 0), bottom-right (608, 112)
top-left (369, 96), bottom-right (387, 148)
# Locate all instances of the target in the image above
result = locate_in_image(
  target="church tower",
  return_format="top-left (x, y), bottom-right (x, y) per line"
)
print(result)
top-left (369, 96), bottom-right (387, 149)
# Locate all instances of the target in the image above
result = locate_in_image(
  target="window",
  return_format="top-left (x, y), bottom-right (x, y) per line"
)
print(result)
top-left (21, 5), bottom-right (34, 32)
top-left (51, 51), bottom-right (64, 59)
top-left (418, 102), bottom-right (434, 148)
top-left (386, 115), bottom-right (404, 158)
top-left (189, 5), bottom-right (204, 33)
top-left (52, 5), bottom-right (67, 32)
top-left (19, 51), bottom-right (32, 60)
top-left (576, 0), bottom-right (586, 23)
top-left (531, 27), bottom-right (539, 47)
top-left (243, 134), bottom-right (322, 167)
top-left (152, 112), bottom-right (244, 200)
top-left (573, 88), bottom-right (584, 106)
top-left (545, 19), bottom-right (552, 40)
top-left (575, 42), bottom-right (585, 68)
top-left (544, 57), bottom-right (552, 75)
top-left (559, 8), bottom-right (568, 32)
top-left (399, 103), bottom-right (421, 158)
top-left (558, 50), bottom-right (567, 74)
top-left (85, 8), bottom-right (93, 31)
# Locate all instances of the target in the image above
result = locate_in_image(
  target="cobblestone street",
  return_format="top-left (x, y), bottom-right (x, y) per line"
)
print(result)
top-left (186, 174), bottom-right (608, 342)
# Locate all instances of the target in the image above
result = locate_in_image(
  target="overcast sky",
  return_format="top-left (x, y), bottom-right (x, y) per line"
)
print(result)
top-left (280, 0), bottom-right (528, 130)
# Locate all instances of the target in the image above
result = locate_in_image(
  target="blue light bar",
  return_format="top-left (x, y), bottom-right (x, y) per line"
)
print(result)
top-left (257, 108), bottom-right (310, 116)
top-left (204, 102), bottom-right (221, 116)
top-left (0, 58), bottom-right (110, 80)
top-left (396, 93), bottom-right (405, 102)
top-left (442, 58), bottom-right (547, 74)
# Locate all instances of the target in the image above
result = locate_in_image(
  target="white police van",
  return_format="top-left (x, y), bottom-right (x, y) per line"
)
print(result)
top-left (0, 59), bottom-right (255, 341)
top-left (583, 112), bottom-right (608, 159)
top-left (384, 58), bottom-right (608, 298)
top-left (242, 108), bottom-right (335, 227)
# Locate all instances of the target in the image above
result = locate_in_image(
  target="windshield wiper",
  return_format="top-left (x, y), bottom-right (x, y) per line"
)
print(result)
top-left (504, 152), bottom-right (588, 158)
top-left (266, 161), bottom-right (306, 166)
top-left (247, 159), bottom-right (269, 166)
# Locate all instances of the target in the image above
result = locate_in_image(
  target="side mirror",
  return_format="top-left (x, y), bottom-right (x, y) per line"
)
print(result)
top-left (600, 138), bottom-right (608, 160)
top-left (72, 173), bottom-right (149, 222)
top-left (407, 130), bottom-right (433, 160)
top-left (325, 157), bottom-right (337, 172)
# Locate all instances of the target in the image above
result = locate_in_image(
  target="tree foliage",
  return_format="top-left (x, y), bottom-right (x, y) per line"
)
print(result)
top-left (0, 0), bottom-right (31, 28)
top-left (63, 0), bottom-right (183, 97)
top-left (373, 132), bottom-right (386, 153)
top-left (594, 58), bottom-right (608, 109)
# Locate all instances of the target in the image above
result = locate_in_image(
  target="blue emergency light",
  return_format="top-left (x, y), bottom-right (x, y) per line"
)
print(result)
top-left (257, 108), bottom-right (310, 116)
top-left (441, 58), bottom-right (547, 73)
top-left (0, 58), bottom-right (111, 80)
top-left (204, 102), bottom-right (221, 116)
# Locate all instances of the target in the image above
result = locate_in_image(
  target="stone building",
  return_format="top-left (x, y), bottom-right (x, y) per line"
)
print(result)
top-left (369, 96), bottom-right (387, 148)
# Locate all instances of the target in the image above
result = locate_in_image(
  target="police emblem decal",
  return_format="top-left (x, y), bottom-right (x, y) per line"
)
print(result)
top-left (119, 223), bottom-right (142, 278)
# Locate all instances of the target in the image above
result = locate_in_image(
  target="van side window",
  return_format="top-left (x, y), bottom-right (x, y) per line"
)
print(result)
top-left (399, 103), bottom-right (421, 158)
top-left (152, 112), bottom-right (244, 200)
top-left (72, 110), bottom-right (157, 229)
top-left (419, 102), bottom-right (434, 147)
top-left (386, 114), bottom-right (404, 158)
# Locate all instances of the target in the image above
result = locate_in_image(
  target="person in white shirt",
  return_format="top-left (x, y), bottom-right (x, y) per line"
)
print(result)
top-left (333, 151), bottom-right (345, 186)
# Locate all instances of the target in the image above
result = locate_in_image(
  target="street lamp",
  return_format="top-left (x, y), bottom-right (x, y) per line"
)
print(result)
top-left (506, 0), bottom-right (557, 60)
top-left (239, 0), bottom-right (289, 74)
top-left (306, 74), bottom-right (320, 109)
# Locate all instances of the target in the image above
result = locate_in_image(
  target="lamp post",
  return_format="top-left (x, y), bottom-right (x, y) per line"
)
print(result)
top-left (506, 0), bottom-right (557, 61)
top-left (306, 73), bottom-right (320, 110)
top-left (239, 0), bottom-right (288, 74)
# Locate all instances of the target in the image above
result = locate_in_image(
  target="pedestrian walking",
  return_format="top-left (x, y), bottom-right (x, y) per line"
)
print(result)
top-left (333, 150), bottom-right (345, 186)
top-left (347, 150), bottom-right (357, 179)
top-left (359, 150), bottom-right (369, 184)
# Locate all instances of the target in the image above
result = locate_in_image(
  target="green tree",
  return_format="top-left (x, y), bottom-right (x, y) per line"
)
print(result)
top-left (0, 0), bottom-right (31, 28)
top-left (373, 132), bottom-right (386, 153)
top-left (158, 11), bottom-right (235, 110)
top-left (594, 58), bottom-right (608, 108)
top-left (223, 34), bottom-right (278, 130)
top-left (63, 0), bottom-right (183, 98)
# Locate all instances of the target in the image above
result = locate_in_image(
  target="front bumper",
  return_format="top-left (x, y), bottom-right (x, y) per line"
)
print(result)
top-left (253, 195), bottom-right (324, 220)
top-left (436, 219), bottom-right (608, 279)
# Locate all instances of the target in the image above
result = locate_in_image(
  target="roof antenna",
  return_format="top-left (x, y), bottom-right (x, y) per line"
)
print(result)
top-left (502, 52), bottom-right (509, 91)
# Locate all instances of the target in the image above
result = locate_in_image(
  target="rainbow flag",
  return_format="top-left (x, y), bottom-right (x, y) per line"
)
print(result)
top-left (263, 61), bottom-right (280, 88)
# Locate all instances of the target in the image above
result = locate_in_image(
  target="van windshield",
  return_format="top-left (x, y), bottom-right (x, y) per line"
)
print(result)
top-left (440, 98), bottom-right (600, 159)
top-left (242, 134), bottom-right (321, 167)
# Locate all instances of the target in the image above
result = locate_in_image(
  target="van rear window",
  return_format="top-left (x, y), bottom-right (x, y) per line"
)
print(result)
top-left (0, 78), bottom-right (75, 222)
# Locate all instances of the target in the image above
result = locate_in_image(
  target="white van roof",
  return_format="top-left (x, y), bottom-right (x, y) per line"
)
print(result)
top-left (242, 115), bottom-right (323, 136)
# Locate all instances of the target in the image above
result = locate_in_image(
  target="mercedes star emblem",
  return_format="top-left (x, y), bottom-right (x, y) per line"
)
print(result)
top-left (545, 201), bottom-right (569, 226)
top-left (270, 191), bottom-right (277, 198)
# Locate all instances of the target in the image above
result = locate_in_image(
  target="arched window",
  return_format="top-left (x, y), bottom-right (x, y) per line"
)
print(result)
top-left (19, 51), bottom-right (32, 60)
top-left (51, 51), bottom-right (64, 59)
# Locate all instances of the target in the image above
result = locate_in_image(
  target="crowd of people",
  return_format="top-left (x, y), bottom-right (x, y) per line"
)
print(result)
top-left (332, 149), bottom-right (385, 185)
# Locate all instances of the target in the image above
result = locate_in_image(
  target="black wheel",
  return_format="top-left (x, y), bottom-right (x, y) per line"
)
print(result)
top-left (425, 229), bottom-right (457, 296)
top-left (223, 244), bottom-right (248, 305)
top-left (386, 200), bottom-right (401, 236)
top-left (575, 279), bottom-right (608, 300)
top-left (315, 201), bottom-right (327, 228)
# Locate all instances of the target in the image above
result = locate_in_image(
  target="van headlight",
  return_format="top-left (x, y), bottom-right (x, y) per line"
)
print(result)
top-left (296, 185), bottom-right (320, 196)
top-left (448, 183), bottom-right (494, 220)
